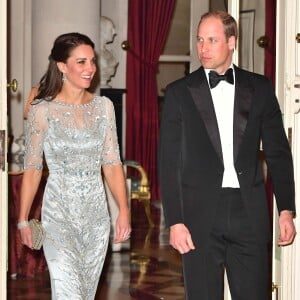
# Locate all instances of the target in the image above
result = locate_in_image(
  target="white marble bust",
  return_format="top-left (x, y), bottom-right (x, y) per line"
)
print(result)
top-left (100, 16), bottom-right (119, 88)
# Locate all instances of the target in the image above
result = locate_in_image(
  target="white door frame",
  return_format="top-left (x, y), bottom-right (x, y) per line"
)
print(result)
top-left (0, 0), bottom-right (8, 298)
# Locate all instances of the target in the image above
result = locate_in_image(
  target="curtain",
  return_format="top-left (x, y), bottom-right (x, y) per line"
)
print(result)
top-left (264, 0), bottom-right (276, 222)
top-left (8, 174), bottom-right (47, 277)
top-left (126, 0), bottom-right (176, 200)
top-left (265, 0), bottom-right (276, 85)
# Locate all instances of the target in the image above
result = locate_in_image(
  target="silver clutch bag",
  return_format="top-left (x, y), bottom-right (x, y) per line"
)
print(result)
top-left (29, 219), bottom-right (46, 250)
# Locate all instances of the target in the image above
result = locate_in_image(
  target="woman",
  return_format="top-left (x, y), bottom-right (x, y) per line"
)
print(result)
top-left (18, 32), bottom-right (131, 299)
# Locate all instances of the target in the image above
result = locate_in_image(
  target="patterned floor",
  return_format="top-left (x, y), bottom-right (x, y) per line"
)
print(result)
top-left (7, 201), bottom-right (185, 299)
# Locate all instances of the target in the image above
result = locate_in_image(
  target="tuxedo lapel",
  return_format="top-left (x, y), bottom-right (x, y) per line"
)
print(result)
top-left (187, 67), bottom-right (223, 163)
top-left (233, 66), bottom-right (253, 162)
top-left (187, 66), bottom-right (253, 164)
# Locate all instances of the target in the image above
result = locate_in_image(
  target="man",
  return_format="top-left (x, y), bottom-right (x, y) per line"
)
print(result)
top-left (158, 11), bottom-right (296, 300)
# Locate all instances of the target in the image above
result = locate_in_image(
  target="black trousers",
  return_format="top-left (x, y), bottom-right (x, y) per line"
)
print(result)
top-left (182, 188), bottom-right (269, 300)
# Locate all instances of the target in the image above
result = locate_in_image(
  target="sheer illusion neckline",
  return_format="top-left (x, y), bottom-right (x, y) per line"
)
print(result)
top-left (52, 96), bottom-right (96, 108)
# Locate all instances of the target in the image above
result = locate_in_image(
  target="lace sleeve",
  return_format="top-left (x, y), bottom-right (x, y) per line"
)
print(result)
top-left (23, 102), bottom-right (48, 170)
top-left (101, 99), bottom-right (121, 165)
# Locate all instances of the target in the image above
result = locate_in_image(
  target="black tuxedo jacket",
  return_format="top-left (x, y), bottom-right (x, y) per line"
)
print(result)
top-left (158, 65), bottom-right (295, 243)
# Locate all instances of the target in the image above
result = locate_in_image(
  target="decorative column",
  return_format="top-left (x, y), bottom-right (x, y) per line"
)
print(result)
top-left (31, 0), bottom-right (100, 88)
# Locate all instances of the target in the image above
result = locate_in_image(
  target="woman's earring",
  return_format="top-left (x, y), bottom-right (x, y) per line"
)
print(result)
top-left (62, 73), bottom-right (67, 82)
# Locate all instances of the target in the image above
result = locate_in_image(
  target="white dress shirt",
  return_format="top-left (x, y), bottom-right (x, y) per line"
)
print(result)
top-left (205, 66), bottom-right (240, 188)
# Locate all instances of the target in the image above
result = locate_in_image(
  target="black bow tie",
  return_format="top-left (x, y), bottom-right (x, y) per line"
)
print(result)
top-left (209, 68), bottom-right (234, 89)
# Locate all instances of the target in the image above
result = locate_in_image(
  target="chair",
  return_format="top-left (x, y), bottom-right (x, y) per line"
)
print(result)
top-left (123, 160), bottom-right (154, 228)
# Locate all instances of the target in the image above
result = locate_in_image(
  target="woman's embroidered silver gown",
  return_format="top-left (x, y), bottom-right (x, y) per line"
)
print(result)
top-left (24, 96), bottom-right (121, 299)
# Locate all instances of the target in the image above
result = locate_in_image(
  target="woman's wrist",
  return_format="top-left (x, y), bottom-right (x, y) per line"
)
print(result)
top-left (17, 220), bottom-right (29, 230)
top-left (119, 206), bottom-right (130, 213)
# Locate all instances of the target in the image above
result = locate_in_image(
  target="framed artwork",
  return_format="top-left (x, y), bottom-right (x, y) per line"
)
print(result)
top-left (239, 10), bottom-right (255, 72)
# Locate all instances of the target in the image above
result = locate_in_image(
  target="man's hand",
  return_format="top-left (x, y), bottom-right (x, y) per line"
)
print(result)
top-left (278, 210), bottom-right (296, 246)
top-left (169, 223), bottom-right (195, 254)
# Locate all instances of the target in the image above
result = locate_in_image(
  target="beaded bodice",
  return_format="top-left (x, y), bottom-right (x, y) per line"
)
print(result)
top-left (24, 95), bottom-right (120, 173)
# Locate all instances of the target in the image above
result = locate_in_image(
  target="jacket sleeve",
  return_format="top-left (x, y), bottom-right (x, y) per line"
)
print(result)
top-left (261, 79), bottom-right (295, 214)
top-left (158, 84), bottom-right (184, 227)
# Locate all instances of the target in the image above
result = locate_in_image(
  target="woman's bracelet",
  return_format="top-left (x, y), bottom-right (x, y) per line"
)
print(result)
top-left (17, 220), bottom-right (29, 230)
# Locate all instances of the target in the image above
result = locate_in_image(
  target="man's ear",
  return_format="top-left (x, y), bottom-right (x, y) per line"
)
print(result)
top-left (57, 62), bottom-right (66, 73)
top-left (228, 36), bottom-right (236, 50)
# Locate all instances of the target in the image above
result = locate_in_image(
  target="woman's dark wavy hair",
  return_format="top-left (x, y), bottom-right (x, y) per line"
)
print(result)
top-left (34, 32), bottom-right (95, 102)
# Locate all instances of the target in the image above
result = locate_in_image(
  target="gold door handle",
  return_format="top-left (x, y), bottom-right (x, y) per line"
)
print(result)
top-left (257, 35), bottom-right (269, 48)
top-left (296, 33), bottom-right (300, 43)
top-left (7, 78), bottom-right (18, 92)
top-left (272, 282), bottom-right (279, 300)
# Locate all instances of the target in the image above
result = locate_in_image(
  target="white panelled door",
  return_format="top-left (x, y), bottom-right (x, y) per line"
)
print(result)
top-left (275, 0), bottom-right (300, 299)
top-left (0, 0), bottom-right (7, 298)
